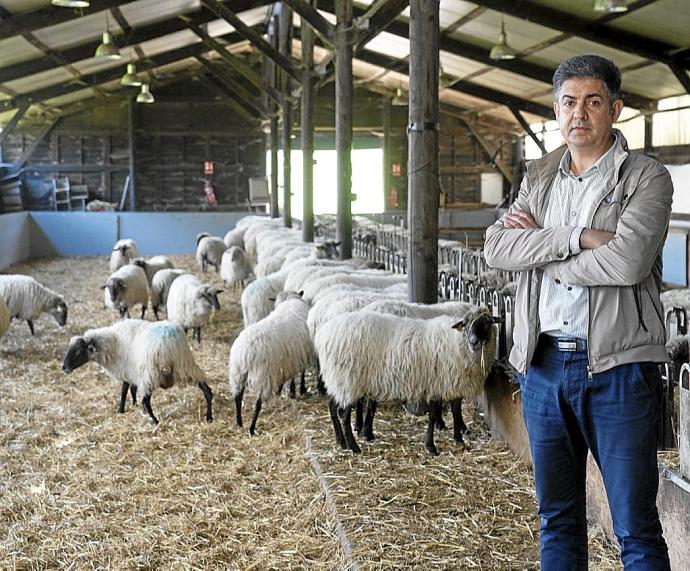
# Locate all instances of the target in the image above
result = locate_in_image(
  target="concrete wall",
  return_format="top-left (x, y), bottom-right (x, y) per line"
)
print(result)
top-left (28, 211), bottom-right (248, 258)
top-left (1, 211), bottom-right (252, 269)
top-left (0, 212), bottom-right (31, 270)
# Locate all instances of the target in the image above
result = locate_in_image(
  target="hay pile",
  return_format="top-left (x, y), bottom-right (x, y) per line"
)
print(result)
top-left (0, 255), bottom-right (622, 568)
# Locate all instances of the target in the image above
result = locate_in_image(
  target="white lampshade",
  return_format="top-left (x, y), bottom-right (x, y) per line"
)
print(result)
top-left (136, 83), bottom-right (155, 104)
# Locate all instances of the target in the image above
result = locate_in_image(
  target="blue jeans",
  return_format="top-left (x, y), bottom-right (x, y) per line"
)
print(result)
top-left (520, 336), bottom-right (670, 570)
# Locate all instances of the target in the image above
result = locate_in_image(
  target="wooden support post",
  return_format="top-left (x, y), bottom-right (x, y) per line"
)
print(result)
top-left (302, 4), bottom-right (315, 242)
top-left (279, 4), bottom-right (293, 228)
top-left (128, 97), bottom-right (137, 211)
top-left (407, 0), bottom-right (439, 303)
top-left (644, 107), bottom-right (655, 155)
top-left (269, 15), bottom-right (280, 219)
top-left (336, 0), bottom-right (353, 259)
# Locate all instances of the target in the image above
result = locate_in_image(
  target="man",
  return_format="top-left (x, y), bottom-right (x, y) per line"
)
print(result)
top-left (484, 54), bottom-right (672, 570)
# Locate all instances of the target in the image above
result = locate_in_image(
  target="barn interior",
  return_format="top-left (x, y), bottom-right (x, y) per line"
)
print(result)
top-left (1, 0), bottom-right (690, 568)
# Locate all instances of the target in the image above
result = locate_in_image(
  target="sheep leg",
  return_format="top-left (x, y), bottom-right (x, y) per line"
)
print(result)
top-left (300, 371), bottom-right (308, 396)
top-left (140, 304), bottom-right (146, 319)
top-left (195, 327), bottom-right (201, 344)
top-left (234, 388), bottom-right (244, 427)
top-left (450, 398), bottom-right (466, 443)
top-left (436, 402), bottom-right (447, 431)
top-left (130, 384), bottom-right (138, 405)
top-left (153, 306), bottom-right (160, 320)
top-left (198, 382), bottom-right (213, 423)
top-left (119, 306), bottom-right (127, 320)
top-left (142, 394), bottom-right (159, 425)
top-left (354, 399), bottom-right (365, 435)
top-left (363, 399), bottom-right (378, 442)
top-left (119, 382), bottom-right (130, 413)
top-left (248, 397), bottom-right (262, 436)
top-left (425, 399), bottom-right (442, 456)
top-left (202, 257), bottom-right (208, 273)
top-left (328, 398), bottom-right (347, 450)
top-left (289, 379), bottom-right (296, 399)
top-left (338, 405), bottom-right (361, 454)
top-left (27, 319), bottom-right (35, 335)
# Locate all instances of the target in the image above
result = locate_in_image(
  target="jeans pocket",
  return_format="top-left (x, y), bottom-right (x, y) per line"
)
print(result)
top-left (632, 362), bottom-right (661, 397)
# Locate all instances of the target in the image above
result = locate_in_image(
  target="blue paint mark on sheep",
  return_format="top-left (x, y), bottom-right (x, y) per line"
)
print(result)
top-left (148, 322), bottom-right (180, 340)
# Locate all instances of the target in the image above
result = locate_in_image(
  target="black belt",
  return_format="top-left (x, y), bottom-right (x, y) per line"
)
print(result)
top-left (540, 335), bottom-right (587, 352)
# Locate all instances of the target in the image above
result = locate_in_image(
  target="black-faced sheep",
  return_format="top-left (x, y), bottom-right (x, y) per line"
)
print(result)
top-left (102, 264), bottom-right (149, 319)
top-left (228, 292), bottom-right (314, 435)
top-left (314, 307), bottom-right (496, 456)
top-left (220, 246), bottom-right (253, 290)
top-left (196, 232), bottom-right (227, 273)
top-left (0, 275), bottom-right (68, 335)
top-left (62, 319), bottom-right (212, 424)
top-left (166, 274), bottom-right (222, 343)
top-left (109, 239), bottom-right (140, 273)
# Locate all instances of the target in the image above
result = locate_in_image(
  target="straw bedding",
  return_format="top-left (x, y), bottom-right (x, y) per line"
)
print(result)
top-left (0, 255), bottom-right (623, 569)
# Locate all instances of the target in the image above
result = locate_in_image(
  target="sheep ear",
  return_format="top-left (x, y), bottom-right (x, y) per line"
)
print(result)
top-left (334, 241), bottom-right (341, 247)
top-left (87, 339), bottom-right (99, 353)
top-left (298, 290), bottom-right (304, 297)
top-left (451, 319), bottom-right (466, 331)
top-left (215, 289), bottom-right (224, 294)
top-left (100, 285), bottom-right (107, 290)
top-left (268, 297), bottom-right (276, 302)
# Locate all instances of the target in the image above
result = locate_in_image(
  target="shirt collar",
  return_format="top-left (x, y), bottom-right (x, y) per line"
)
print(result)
top-left (558, 130), bottom-right (628, 179)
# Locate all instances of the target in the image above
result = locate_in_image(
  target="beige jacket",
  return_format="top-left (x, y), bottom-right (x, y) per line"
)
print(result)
top-left (484, 131), bottom-right (673, 374)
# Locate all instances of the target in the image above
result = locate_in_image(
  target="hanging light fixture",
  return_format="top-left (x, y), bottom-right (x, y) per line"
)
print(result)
top-left (489, 19), bottom-right (517, 61)
top-left (136, 83), bottom-right (155, 104)
top-left (391, 86), bottom-right (408, 106)
top-left (95, 13), bottom-right (121, 59)
top-left (51, 0), bottom-right (90, 6)
top-left (593, 0), bottom-right (628, 12)
top-left (120, 63), bottom-right (142, 86)
top-left (439, 65), bottom-right (456, 89)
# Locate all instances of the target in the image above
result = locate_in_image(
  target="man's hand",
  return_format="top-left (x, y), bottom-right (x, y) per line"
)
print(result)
top-left (501, 208), bottom-right (540, 230)
top-left (579, 229), bottom-right (614, 249)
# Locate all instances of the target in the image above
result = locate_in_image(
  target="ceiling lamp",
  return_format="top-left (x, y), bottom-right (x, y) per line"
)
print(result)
top-left (593, 0), bottom-right (628, 12)
top-left (120, 63), bottom-right (142, 86)
top-left (51, 0), bottom-right (90, 6)
top-left (136, 83), bottom-right (155, 104)
top-left (95, 31), bottom-right (121, 59)
top-left (391, 86), bottom-right (408, 106)
top-left (489, 20), bottom-right (517, 61)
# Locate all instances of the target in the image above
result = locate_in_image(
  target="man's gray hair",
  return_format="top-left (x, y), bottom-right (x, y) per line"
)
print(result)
top-left (552, 54), bottom-right (622, 107)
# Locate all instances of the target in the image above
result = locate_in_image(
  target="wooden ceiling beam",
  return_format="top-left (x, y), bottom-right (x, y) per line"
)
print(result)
top-left (355, 0), bottom-right (409, 48)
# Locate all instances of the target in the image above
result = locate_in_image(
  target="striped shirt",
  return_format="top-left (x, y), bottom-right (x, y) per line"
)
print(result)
top-left (538, 134), bottom-right (627, 340)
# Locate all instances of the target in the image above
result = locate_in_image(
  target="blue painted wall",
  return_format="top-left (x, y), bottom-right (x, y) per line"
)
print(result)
top-left (0, 212), bottom-right (31, 270)
top-left (29, 211), bottom-right (251, 257)
top-left (663, 230), bottom-right (688, 286)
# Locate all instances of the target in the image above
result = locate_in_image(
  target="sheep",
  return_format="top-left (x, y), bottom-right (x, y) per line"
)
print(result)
top-left (166, 274), bottom-right (222, 343)
top-left (103, 264), bottom-right (149, 320)
top-left (301, 272), bottom-right (406, 303)
top-left (109, 239), bottom-right (140, 273)
top-left (228, 292), bottom-right (314, 435)
top-left (0, 275), bottom-right (68, 335)
top-left (314, 307), bottom-right (496, 456)
top-left (240, 271), bottom-right (288, 326)
top-left (477, 270), bottom-right (508, 291)
top-left (195, 232), bottom-right (226, 273)
top-left (223, 226), bottom-right (245, 249)
top-left (220, 246), bottom-right (253, 290)
top-left (131, 255), bottom-right (174, 286)
top-left (660, 288), bottom-right (690, 314)
top-left (0, 295), bottom-right (9, 339)
top-left (62, 319), bottom-right (213, 424)
top-left (150, 269), bottom-right (188, 320)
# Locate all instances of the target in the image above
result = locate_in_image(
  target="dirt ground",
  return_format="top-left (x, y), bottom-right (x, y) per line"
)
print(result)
top-left (0, 255), bottom-right (623, 569)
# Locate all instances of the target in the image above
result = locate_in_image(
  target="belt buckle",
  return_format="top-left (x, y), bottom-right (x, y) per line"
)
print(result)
top-left (557, 339), bottom-right (577, 352)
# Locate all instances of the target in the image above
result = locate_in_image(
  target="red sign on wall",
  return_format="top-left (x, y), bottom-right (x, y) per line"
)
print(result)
top-left (203, 160), bottom-right (214, 176)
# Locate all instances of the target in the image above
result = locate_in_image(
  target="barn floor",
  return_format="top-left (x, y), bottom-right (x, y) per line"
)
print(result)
top-left (0, 255), bottom-right (624, 569)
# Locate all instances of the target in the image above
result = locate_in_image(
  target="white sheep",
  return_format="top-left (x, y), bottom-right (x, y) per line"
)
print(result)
top-left (195, 232), bottom-right (227, 273)
top-left (131, 255), bottom-right (174, 286)
top-left (228, 292), bottom-right (314, 435)
top-left (361, 299), bottom-right (475, 320)
top-left (301, 272), bottom-right (406, 303)
top-left (660, 288), bottom-right (690, 314)
top-left (166, 273), bottom-right (222, 343)
top-left (0, 295), bottom-right (9, 339)
top-left (314, 307), bottom-right (496, 455)
top-left (150, 269), bottom-right (188, 320)
top-left (62, 319), bottom-right (213, 424)
top-left (0, 274), bottom-right (68, 335)
top-left (109, 239), bottom-right (140, 273)
top-left (240, 271), bottom-right (288, 326)
top-left (220, 246), bottom-right (253, 290)
top-left (223, 226), bottom-right (245, 249)
top-left (103, 264), bottom-right (149, 320)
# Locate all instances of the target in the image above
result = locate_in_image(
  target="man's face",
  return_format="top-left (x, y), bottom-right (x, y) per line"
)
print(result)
top-left (553, 77), bottom-right (623, 152)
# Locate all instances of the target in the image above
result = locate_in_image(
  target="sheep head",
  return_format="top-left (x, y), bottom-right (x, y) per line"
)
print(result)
top-left (452, 310), bottom-right (496, 353)
top-left (48, 297), bottom-right (68, 326)
top-left (197, 286), bottom-right (222, 310)
top-left (103, 278), bottom-right (126, 304)
top-left (62, 336), bottom-right (98, 373)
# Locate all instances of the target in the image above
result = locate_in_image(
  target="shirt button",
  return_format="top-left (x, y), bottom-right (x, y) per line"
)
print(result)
top-left (578, 177), bottom-right (583, 182)
top-left (567, 286), bottom-right (572, 291)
